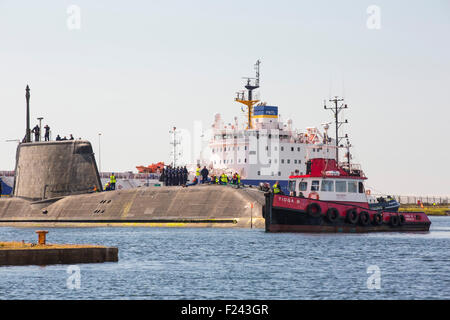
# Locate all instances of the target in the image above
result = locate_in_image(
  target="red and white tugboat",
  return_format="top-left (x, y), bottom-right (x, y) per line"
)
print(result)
top-left (263, 98), bottom-right (431, 233)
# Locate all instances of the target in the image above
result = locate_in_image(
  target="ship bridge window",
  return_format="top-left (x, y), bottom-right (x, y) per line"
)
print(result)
top-left (281, 147), bottom-right (284, 151)
top-left (311, 180), bottom-right (320, 191)
top-left (297, 147), bottom-right (300, 152)
top-left (321, 180), bottom-right (334, 192)
top-left (299, 181), bottom-right (308, 191)
top-left (291, 147), bottom-right (294, 151)
top-left (336, 180), bottom-right (346, 193)
top-left (358, 182), bottom-right (365, 194)
top-left (348, 181), bottom-right (357, 193)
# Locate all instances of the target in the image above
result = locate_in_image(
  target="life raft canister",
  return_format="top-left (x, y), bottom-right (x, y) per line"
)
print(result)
top-left (308, 192), bottom-right (320, 200)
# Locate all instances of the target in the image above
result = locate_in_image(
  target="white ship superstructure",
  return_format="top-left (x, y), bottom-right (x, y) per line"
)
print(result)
top-left (204, 61), bottom-right (336, 191)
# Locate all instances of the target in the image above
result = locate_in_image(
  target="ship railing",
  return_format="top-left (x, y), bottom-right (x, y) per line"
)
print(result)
top-left (99, 172), bottom-right (161, 180)
top-left (0, 171), bottom-right (15, 177)
top-left (339, 162), bottom-right (365, 177)
top-left (391, 195), bottom-right (449, 205)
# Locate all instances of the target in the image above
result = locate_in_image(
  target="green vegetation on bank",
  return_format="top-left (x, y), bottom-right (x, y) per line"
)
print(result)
top-left (400, 205), bottom-right (449, 216)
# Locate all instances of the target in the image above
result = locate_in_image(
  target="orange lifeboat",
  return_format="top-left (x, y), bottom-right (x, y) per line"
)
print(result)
top-left (136, 162), bottom-right (165, 173)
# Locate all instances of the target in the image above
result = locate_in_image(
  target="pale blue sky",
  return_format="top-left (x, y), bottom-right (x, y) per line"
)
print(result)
top-left (0, 0), bottom-right (449, 195)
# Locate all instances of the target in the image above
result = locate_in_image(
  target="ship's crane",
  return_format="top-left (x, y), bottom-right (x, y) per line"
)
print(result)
top-left (235, 60), bottom-right (261, 129)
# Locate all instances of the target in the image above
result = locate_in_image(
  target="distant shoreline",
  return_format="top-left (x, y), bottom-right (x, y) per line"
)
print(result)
top-left (400, 205), bottom-right (450, 216)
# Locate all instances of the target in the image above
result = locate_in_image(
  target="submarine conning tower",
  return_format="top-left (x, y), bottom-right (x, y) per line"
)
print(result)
top-left (13, 140), bottom-right (102, 201)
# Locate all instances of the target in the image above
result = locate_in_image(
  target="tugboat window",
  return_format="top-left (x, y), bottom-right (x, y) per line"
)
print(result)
top-left (321, 180), bottom-right (334, 192)
top-left (336, 180), bottom-right (346, 192)
top-left (348, 181), bottom-right (357, 193)
top-left (358, 182), bottom-right (365, 193)
top-left (311, 180), bottom-right (320, 191)
top-left (289, 180), bottom-right (296, 192)
top-left (299, 182), bottom-right (308, 191)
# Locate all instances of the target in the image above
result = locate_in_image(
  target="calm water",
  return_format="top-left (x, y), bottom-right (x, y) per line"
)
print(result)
top-left (1, 216), bottom-right (450, 300)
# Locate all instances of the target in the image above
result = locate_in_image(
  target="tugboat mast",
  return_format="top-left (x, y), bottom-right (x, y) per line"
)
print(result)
top-left (324, 96), bottom-right (348, 163)
top-left (235, 60), bottom-right (261, 129)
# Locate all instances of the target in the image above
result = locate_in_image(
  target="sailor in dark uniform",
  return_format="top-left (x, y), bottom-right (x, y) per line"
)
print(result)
top-left (183, 166), bottom-right (188, 185)
top-left (178, 167), bottom-right (183, 186)
top-left (170, 167), bottom-right (175, 186)
top-left (174, 167), bottom-right (179, 186)
top-left (167, 167), bottom-right (173, 186)
top-left (163, 167), bottom-right (168, 186)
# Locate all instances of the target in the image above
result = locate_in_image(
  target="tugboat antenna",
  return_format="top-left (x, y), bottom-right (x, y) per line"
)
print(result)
top-left (324, 96), bottom-right (348, 163)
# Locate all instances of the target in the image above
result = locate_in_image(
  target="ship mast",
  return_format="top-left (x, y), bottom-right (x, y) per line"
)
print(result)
top-left (235, 60), bottom-right (261, 129)
top-left (324, 96), bottom-right (348, 163)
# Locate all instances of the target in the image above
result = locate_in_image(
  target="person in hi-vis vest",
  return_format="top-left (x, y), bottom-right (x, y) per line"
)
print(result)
top-left (110, 173), bottom-right (117, 190)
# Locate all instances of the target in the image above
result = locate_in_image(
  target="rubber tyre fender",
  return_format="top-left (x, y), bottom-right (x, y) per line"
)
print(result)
top-left (389, 215), bottom-right (400, 227)
top-left (372, 213), bottom-right (383, 225)
top-left (306, 203), bottom-right (322, 218)
top-left (359, 211), bottom-right (371, 226)
top-left (346, 209), bottom-right (359, 224)
top-left (325, 208), bottom-right (340, 223)
top-left (398, 214), bottom-right (405, 225)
